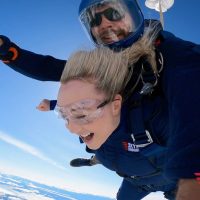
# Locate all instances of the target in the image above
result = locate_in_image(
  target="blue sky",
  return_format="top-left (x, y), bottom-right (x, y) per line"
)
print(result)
top-left (0, 0), bottom-right (200, 199)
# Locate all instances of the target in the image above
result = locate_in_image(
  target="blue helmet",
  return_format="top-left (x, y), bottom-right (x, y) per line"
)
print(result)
top-left (79, 0), bottom-right (144, 49)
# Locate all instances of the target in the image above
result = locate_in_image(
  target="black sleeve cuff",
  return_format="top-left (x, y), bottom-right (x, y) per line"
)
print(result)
top-left (50, 100), bottom-right (57, 110)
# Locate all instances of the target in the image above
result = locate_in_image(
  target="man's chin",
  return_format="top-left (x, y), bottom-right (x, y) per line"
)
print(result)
top-left (99, 34), bottom-right (119, 43)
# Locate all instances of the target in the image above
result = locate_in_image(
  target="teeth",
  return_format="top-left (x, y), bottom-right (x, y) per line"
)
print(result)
top-left (81, 133), bottom-right (91, 137)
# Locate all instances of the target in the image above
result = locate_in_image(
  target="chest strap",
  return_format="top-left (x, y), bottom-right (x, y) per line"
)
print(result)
top-left (129, 105), bottom-right (154, 149)
top-left (127, 95), bottom-right (153, 149)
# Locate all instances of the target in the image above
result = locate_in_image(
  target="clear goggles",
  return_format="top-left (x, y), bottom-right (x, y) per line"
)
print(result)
top-left (79, 0), bottom-right (140, 45)
top-left (55, 99), bottom-right (109, 125)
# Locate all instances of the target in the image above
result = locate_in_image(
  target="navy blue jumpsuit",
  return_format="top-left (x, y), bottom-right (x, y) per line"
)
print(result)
top-left (1, 31), bottom-right (200, 199)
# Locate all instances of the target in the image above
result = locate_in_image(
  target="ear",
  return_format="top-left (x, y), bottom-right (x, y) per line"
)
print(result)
top-left (111, 94), bottom-right (122, 116)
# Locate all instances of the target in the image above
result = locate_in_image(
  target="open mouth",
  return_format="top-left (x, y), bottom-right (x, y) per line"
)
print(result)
top-left (80, 133), bottom-right (94, 143)
top-left (100, 30), bottom-right (120, 43)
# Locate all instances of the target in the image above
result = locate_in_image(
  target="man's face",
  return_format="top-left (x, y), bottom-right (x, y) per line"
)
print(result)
top-left (57, 80), bottom-right (121, 150)
top-left (90, 3), bottom-right (134, 44)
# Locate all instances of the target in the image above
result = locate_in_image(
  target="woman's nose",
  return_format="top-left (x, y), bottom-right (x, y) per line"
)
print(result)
top-left (66, 121), bottom-right (82, 134)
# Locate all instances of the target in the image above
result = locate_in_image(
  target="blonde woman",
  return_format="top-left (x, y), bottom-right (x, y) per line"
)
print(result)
top-left (56, 36), bottom-right (178, 199)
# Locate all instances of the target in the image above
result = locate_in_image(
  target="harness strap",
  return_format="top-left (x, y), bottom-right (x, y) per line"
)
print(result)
top-left (127, 95), bottom-right (153, 150)
top-left (128, 94), bottom-right (166, 155)
top-left (116, 94), bottom-right (166, 180)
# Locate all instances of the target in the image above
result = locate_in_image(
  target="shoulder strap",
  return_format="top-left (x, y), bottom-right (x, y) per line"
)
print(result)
top-left (127, 93), bottom-right (166, 156)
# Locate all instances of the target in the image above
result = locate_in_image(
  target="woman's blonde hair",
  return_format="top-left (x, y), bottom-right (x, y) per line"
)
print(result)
top-left (61, 22), bottom-right (161, 101)
top-left (61, 47), bottom-right (129, 102)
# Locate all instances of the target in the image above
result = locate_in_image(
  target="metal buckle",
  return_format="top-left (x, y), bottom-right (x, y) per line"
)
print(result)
top-left (131, 130), bottom-right (153, 148)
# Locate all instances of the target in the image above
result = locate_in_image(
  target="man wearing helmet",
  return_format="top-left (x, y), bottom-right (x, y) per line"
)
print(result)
top-left (1, 0), bottom-right (200, 199)
top-left (80, 0), bottom-right (136, 46)
top-left (79, 0), bottom-right (144, 48)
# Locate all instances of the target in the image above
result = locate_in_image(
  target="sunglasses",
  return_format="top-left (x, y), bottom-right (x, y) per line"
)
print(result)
top-left (90, 7), bottom-right (125, 27)
top-left (55, 99), bottom-right (109, 125)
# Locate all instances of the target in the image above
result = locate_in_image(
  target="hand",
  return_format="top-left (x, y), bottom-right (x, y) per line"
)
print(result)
top-left (176, 179), bottom-right (200, 200)
top-left (36, 99), bottom-right (51, 111)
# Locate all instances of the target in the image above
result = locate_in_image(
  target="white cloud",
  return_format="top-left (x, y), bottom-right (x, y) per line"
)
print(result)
top-left (0, 131), bottom-right (66, 171)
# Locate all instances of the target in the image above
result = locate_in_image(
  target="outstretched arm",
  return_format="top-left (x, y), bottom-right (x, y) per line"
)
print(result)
top-left (36, 99), bottom-right (57, 111)
top-left (0, 35), bottom-right (65, 81)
